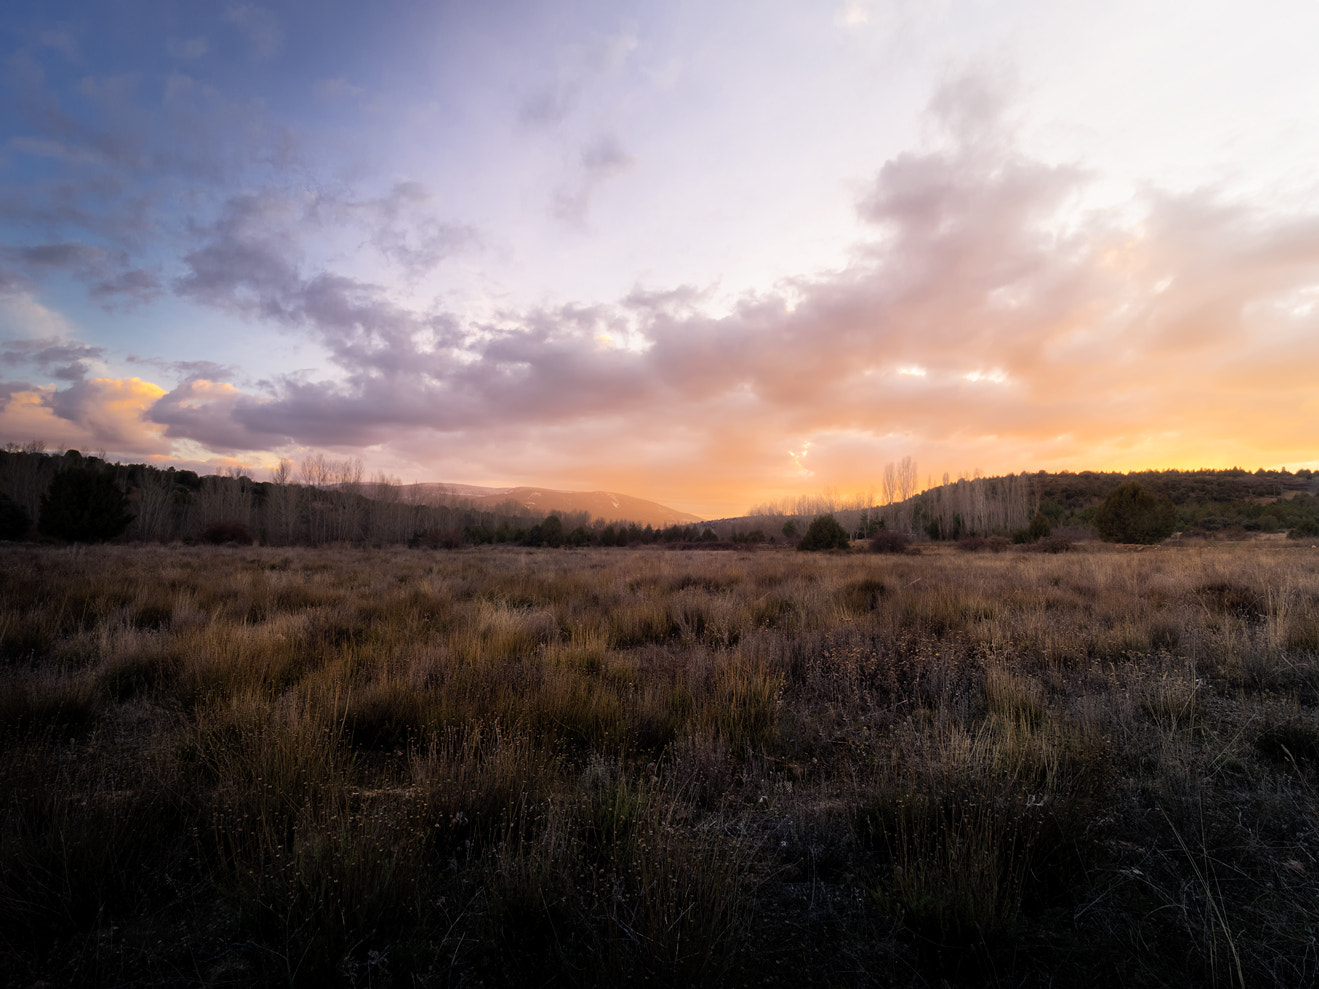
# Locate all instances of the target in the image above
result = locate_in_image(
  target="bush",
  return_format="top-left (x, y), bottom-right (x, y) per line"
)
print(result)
top-left (797, 513), bottom-right (851, 551)
top-left (1288, 517), bottom-right (1319, 540)
top-left (731, 529), bottom-right (765, 544)
top-left (200, 521), bottom-right (255, 545)
top-left (1033, 534), bottom-right (1073, 553)
top-left (1093, 482), bottom-right (1176, 544)
top-left (958, 536), bottom-right (1010, 553)
top-left (1028, 510), bottom-right (1052, 541)
top-left (412, 527), bottom-right (465, 549)
top-left (37, 466), bottom-right (134, 543)
top-left (0, 491), bottom-right (31, 540)
top-left (870, 530), bottom-right (912, 554)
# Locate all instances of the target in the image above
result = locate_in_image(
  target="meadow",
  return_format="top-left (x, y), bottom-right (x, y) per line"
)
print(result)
top-left (2, 540), bottom-right (1318, 987)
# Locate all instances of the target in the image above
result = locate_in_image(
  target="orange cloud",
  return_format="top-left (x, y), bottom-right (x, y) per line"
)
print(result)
top-left (0, 377), bottom-right (168, 456)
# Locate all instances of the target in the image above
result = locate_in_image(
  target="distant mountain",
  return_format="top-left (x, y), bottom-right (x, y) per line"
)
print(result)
top-left (409, 483), bottom-right (704, 527)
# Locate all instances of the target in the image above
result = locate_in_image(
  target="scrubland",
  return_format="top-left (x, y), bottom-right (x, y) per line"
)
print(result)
top-left (3, 541), bottom-right (1319, 987)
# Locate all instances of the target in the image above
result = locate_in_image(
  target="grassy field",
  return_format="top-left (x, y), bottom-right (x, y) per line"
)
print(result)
top-left (3, 540), bottom-right (1318, 987)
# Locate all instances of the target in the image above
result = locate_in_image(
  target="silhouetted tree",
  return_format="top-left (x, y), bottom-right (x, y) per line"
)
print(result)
top-left (38, 466), bottom-right (134, 542)
top-left (0, 491), bottom-right (30, 540)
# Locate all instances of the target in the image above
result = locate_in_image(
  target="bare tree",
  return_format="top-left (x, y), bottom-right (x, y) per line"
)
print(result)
top-left (367, 471), bottom-right (412, 543)
top-left (128, 468), bottom-right (175, 542)
top-left (267, 459), bottom-right (301, 545)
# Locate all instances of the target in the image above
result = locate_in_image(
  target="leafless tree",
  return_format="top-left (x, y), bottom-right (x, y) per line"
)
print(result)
top-left (267, 459), bottom-right (301, 545)
top-left (127, 468), bottom-right (175, 542)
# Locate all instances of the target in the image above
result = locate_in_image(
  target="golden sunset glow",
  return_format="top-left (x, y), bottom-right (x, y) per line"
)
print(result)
top-left (2, 1), bottom-right (1317, 517)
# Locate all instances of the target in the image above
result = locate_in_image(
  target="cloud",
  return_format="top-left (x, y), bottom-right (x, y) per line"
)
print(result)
top-left (315, 77), bottom-right (362, 101)
top-left (127, 357), bottom-right (237, 383)
top-left (834, 2), bottom-right (869, 27)
top-left (1, 336), bottom-right (106, 381)
top-left (89, 268), bottom-right (162, 306)
top-left (150, 377), bottom-right (271, 451)
top-left (39, 30), bottom-right (80, 61)
top-left (519, 28), bottom-right (639, 126)
top-left (351, 182), bottom-right (479, 277)
top-left (167, 37), bottom-right (209, 60)
top-left (175, 185), bottom-right (478, 316)
top-left (554, 134), bottom-right (636, 224)
top-left (22, 68), bottom-right (1302, 512)
top-left (0, 291), bottom-right (80, 340)
top-left (225, 4), bottom-right (283, 59)
top-left (0, 376), bottom-right (167, 456)
top-left (229, 79), bottom-right (1319, 502)
top-left (0, 243), bottom-right (161, 309)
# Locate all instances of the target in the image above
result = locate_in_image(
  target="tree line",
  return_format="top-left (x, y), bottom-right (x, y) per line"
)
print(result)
top-left (0, 445), bottom-right (722, 547)
top-left (742, 464), bottom-right (1319, 547)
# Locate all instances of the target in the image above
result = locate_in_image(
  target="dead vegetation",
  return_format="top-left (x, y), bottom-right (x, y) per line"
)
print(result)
top-left (2, 541), bottom-right (1318, 986)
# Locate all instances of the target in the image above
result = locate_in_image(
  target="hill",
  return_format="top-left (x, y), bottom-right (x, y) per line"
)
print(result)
top-left (706, 467), bottom-right (1319, 543)
top-left (409, 483), bottom-right (703, 527)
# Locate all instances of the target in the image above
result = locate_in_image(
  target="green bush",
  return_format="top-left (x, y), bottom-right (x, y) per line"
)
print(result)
top-left (797, 513), bottom-right (850, 551)
top-left (1288, 517), bottom-right (1319, 540)
top-left (1094, 482), bottom-right (1176, 544)
top-left (1028, 510), bottom-right (1052, 540)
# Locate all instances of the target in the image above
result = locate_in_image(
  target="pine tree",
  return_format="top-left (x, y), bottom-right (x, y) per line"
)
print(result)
top-left (1094, 482), bottom-right (1176, 544)
top-left (798, 513), bottom-right (850, 551)
top-left (38, 466), bottom-right (134, 543)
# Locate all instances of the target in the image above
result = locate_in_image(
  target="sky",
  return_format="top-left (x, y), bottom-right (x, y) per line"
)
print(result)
top-left (2, 0), bottom-right (1318, 519)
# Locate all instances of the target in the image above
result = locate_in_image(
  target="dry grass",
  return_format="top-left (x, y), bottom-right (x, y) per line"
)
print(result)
top-left (2, 541), bottom-right (1319, 986)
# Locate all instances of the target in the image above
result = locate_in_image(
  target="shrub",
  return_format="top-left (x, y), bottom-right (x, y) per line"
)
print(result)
top-left (1033, 534), bottom-right (1074, 553)
top-left (200, 521), bottom-right (255, 545)
top-left (1288, 517), bottom-right (1319, 540)
top-left (797, 513), bottom-right (850, 551)
top-left (1028, 510), bottom-right (1052, 541)
top-left (960, 536), bottom-right (1010, 553)
top-left (731, 529), bottom-right (765, 544)
top-left (870, 530), bottom-right (912, 554)
top-left (412, 527), bottom-right (465, 549)
top-left (0, 491), bottom-right (31, 540)
top-left (37, 466), bottom-right (134, 543)
top-left (1093, 482), bottom-right (1176, 544)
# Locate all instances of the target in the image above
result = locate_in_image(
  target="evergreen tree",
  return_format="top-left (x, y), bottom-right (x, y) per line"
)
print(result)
top-left (38, 466), bottom-right (134, 543)
top-left (0, 491), bottom-right (30, 540)
top-left (1093, 482), bottom-right (1176, 544)
top-left (797, 513), bottom-right (851, 551)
